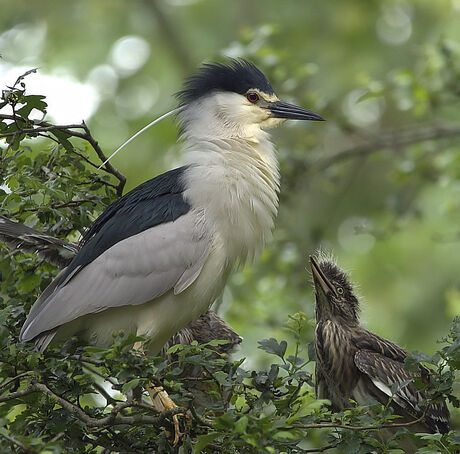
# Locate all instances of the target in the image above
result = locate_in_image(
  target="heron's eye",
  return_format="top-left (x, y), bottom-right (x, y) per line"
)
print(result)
top-left (337, 287), bottom-right (344, 295)
top-left (247, 92), bottom-right (259, 103)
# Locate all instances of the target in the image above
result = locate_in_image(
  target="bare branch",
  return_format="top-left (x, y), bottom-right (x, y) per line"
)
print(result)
top-left (0, 371), bottom-right (33, 392)
top-left (314, 124), bottom-right (460, 171)
top-left (301, 443), bottom-right (340, 453)
top-left (292, 412), bottom-right (427, 431)
top-left (0, 382), bottom-right (185, 429)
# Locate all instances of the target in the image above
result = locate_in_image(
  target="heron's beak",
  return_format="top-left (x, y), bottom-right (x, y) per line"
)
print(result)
top-left (268, 101), bottom-right (326, 121)
top-left (310, 256), bottom-right (336, 298)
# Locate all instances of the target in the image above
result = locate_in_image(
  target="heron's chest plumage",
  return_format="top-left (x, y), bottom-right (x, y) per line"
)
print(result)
top-left (315, 320), bottom-right (359, 406)
top-left (183, 136), bottom-right (280, 267)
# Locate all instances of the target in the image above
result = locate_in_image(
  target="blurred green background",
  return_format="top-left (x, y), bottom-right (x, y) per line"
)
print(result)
top-left (1, 0), bottom-right (459, 377)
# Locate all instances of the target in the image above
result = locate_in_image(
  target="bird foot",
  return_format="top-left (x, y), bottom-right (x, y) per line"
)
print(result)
top-left (147, 384), bottom-right (189, 446)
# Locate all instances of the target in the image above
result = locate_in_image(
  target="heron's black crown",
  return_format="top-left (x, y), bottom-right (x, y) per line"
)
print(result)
top-left (177, 59), bottom-right (275, 105)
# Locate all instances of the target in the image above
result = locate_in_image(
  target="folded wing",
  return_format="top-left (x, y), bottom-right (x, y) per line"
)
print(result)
top-left (354, 350), bottom-right (450, 433)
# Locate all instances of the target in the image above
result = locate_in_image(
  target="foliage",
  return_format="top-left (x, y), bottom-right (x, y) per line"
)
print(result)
top-left (1, 2), bottom-right (460, 451)
top-left (0, 86), bottom-right (458, 453)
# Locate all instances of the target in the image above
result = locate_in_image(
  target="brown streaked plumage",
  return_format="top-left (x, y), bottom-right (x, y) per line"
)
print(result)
top-left (309, 255), bottom-right (449, 437)
top-left (0, 214), bottom-right (241, 356)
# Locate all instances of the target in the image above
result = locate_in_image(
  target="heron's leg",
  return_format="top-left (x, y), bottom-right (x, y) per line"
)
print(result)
top-left (132, 341), bottom-right (184, 446)
top-left (146, 385), bottom-right (183, 445)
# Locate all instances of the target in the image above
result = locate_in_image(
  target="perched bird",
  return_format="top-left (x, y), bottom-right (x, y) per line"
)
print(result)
top-left (19, 59), bottom-right (324, 354)
top-left (0, 214), bottom-right (242, 356)
top-left (309, 255), bottom-right (449, 439)
top-left (0, 214), bottom-right (241, 437)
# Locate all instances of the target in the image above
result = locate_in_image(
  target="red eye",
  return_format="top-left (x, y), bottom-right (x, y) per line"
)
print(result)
top-left (246, 92), bottom-right (259, 103)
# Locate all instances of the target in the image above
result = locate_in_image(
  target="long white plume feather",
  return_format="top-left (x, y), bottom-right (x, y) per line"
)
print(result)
top-left (98, 106), bottom-right (183, 169)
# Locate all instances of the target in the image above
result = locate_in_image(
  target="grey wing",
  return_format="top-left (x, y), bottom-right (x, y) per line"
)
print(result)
top-left (354, 350), bottom-right (450, 433)
top-left (20, 211), bottom-right (210, 343)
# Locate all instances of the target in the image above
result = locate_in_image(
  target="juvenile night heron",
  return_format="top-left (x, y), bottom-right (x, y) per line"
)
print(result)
top-left (309, 255), bottom-right (450, 442)
top-left (18, 59), bottom-right (324, 354)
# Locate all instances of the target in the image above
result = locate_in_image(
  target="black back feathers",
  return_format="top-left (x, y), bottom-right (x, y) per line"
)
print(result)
top-left (59, 166), bottom-right (191, 285)
top-left (177, 59), bottom-right (275, 105)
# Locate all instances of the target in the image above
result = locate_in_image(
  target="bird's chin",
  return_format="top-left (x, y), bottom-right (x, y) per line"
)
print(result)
top-left (260, 117), bottom-right (286, 130)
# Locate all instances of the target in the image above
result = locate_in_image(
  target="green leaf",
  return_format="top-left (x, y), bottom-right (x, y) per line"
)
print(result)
top-left (18, 274), bottom-right (40, 293)
top-left (193, 432), bottom-right (220, 453)
top-left (122, 378), bottom-right (141, 393)
top-left (235, 394), bottom-right (246, 411)
top-left (213, 370), bottom-right (228, 385)
top-left (258, 338), bottom-right (287, 359)
top-left (15, 95), bottom-right (48, 117)
top-left (52, 129), bottom-right (75, 153)
top-left (234, 415), bottom-right (248, 434)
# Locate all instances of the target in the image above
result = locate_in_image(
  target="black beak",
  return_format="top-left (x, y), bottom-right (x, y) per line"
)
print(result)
top-left (268, 101), bottom-right (326, 121)
top-left (309, 256), bottom-right (336, 297)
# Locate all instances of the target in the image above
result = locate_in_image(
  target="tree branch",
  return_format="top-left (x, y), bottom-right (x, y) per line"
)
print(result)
top-left (0, 371), bottom-right (33, 392)
top-left (292, 412), bottom-right (427, 431)
top-left (0, 382), bottom-right (185, 429)
top-left (314, 124), bottom-right (460, 171)
top-left (0, 114), bottom-right (126, 196)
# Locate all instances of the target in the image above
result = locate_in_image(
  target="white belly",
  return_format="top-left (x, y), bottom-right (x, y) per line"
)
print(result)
top-left (54, 239), bottom-right (230, 354)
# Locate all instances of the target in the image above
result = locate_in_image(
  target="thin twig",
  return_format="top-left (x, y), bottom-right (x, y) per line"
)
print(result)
top-left (80, 362), bottom-right (118, 386)
top-left (292, 412), bottom-right (426, 431)
top-left (0, 432), bottom-right (37, 454)
top-left (0, 382), bottom-right (185, 428)
top-left (0, 371), bottom-right (33, 392)
top-left (314, 124), bottom-right (460, 171)
top-left (0, 114), bottom-right (126, 195)
top-left (300, 443), bottom-right (339, 453)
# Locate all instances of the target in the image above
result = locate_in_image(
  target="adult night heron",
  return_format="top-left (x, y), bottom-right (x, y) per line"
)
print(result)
top-left (309, 255), bottom-right (449, 442)
top-left (0, 214), bottom-right (242, 438)
top-left (19, 59), bottom-right (324, 354)
top-left (0, 214), bottom-right (242, 357)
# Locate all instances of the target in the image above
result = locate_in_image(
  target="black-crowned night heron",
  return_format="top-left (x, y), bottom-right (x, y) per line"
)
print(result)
top-left (0, 214), bottom-right (242, 356)
top-left (18, 59), bottom-right (324, 353)
top-left (309, 255), bottom-right (450, 442)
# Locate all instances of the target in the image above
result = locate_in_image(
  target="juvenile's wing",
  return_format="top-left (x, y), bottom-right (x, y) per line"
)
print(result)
top-left (20, 167), bottom-right (211, 348)
top-left (0, 215), bottom-right (77, 267)
top-left (354, 350), bottom-right (450, 433)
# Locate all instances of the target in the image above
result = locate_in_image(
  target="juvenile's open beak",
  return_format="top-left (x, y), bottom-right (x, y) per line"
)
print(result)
top-left (310, 256), bottom-right (336, 297)
top-left (268, 101), bottom-right (325, 121)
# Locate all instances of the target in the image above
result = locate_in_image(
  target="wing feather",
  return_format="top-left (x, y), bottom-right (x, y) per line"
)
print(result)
top-left (20, 211), bottom-right (210, 342)
top-left (354, 350), bottom-right (450, 433)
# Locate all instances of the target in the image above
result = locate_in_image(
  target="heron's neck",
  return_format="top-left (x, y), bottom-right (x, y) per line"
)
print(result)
top-left (182, 130), bottom-right (280, 266)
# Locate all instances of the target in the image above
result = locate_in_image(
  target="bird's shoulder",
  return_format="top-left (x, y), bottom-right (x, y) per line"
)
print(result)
top-left (63, 166), bottom-right (191, 279)
top-left (352, 327), bottom-right (407, 363)
top-left (81, 166), bottom-right (190, 245)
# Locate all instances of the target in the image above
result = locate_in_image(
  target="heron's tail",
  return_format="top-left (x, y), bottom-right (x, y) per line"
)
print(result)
top-left (0, 214), bottom-right (77, 268)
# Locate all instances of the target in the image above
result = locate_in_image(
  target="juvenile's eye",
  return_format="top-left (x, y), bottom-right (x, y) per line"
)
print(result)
top-left (246, 92), bottom-right (259, 103)
top-left (337, 287), bottom-right (344, 295)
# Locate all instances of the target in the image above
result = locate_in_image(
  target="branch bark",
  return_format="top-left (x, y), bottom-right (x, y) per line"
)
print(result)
top-left (0, 382), bottom-right (184, 428)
